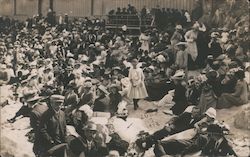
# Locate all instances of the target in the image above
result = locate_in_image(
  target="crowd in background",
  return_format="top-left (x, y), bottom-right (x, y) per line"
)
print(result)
top-left (0, 1), bottom-right (249, 157)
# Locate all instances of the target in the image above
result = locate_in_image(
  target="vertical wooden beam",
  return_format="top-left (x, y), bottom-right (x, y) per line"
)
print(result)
top-left (13, 0), bottom-right (17, 15)
top-left (50, 0), bottom-right (54, 11)
top-left (38, 0), bottom-right (42, 15)
top-left (91, 0), bottom-right (94, 15)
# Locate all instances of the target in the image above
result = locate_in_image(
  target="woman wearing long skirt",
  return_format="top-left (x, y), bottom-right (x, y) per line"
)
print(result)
top-left (128, 59), bottom-right (148, 110)
top-left (217, 70), bottom-right (248, 109)
top-left (185, 24), bottom-right (199, 70)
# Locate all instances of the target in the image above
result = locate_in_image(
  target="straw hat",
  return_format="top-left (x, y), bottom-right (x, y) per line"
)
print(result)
top-left (205, 107), bottom-right (216, 119)
top-left (171, 70), bottom-right (185, 80)
top-left (50, 95), bottom-right (65, 103)
top-left (98, 85), bottom-right (110, 95)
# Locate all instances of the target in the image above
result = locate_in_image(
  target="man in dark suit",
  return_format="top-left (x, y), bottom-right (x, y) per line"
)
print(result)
top-left (69, 122), bottom-right (109, 157)
top-left (34, 95), bottom-right (66, 157)
top-left (137, 106), bottom-right (203, 150)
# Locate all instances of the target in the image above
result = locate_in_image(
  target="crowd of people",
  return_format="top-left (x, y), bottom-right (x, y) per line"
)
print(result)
top-left (0, 1), bottom-right (249, 156)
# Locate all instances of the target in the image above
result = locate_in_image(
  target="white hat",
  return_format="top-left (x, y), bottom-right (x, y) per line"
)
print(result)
top-left (175, 42), bottom-right (188, 46)
top-left (78, 104), bottom-right (93, 118)
top-left (172, 70), bottom-right (185, 80)
top-left (168, 89), bottom-right (175, 94)
top-left (122, 25), bottom-right (127, 31)
top-left (245, 62), bottom-right (250, 70)
top-left (100, 46), bottom-right (105, 50)
top-left (156, 55), bottom-right (166, 63)
top-left (98, 85), bottom-right (110, 95)
top-left (211, 32), bottom-right (220, 38)
top-left (184, 105), bottom-right (195, 113)
top-left (205, 107), bottom-right (216, 119)
top-left (95, 42), bottom-right (101, 47)
top-left (175, 25), bottom-right (183, 30)
top-left (148, 65), bottom-right (155, 71)
top-left (81, 55), bottom-right (89, 62)
top-left (0, 64), bottom-right (7, 69)
top-left (66, 52), bottom-right (74, 58)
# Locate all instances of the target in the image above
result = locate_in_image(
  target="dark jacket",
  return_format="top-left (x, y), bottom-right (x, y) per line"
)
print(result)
top-left (70, 135), bottom-right (108, 157)
top-left (172, 112), bottom-right (203, 132)
top-left (36, 109), bottom-right (66, 153)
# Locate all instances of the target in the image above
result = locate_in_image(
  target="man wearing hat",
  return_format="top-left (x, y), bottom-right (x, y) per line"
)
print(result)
top-left (137, 106), bottom-right (203, 150)
top-left (208, 32), bottom-right (222, 59)
top-left (69, 122), bottom-right (108, 157)
top-left (7, 95), bottom-right (43, 123)
top-left (170, 70), bottom-right (188, 115)
top-left (93, 85), bottom-right (111, 112)
top-left (78, 81), bottom-right (94, 107)
top-left (37, 95), bottom-right (66, 156)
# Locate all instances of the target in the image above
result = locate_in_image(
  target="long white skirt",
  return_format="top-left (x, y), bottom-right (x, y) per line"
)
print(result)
top-left (128, 82), bottom-right (148, 99)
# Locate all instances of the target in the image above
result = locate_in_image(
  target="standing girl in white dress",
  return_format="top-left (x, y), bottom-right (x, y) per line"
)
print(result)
top-left (128, 59), bottom-right (148, 110)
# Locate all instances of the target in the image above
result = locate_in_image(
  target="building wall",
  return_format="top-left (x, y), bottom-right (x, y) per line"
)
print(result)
top-left (102, 0), bottom-right (196, 15)
top-left (0, 0), bottom-right (14, 16)
top-left (0, 0), bottom-right (196, 17)
top-left (16, 0), bottom-right (38, 16)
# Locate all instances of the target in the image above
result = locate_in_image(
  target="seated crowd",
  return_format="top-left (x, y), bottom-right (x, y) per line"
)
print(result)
top-left (0, 3), bottom-right (249, 157)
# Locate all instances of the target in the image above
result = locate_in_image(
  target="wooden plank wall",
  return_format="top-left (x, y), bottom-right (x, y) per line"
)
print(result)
top-left (0, 0), bottom-right (14, 16)
top-left (15, 0), bottom-right (38, 16)
top-left (0, 0), bottom-right (196, 17)
top-left (53, 0), bottom-right (92, 17)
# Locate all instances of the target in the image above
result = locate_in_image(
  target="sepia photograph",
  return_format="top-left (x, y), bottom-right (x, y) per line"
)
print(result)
top-left (0, 0), bottom-right (249, 156)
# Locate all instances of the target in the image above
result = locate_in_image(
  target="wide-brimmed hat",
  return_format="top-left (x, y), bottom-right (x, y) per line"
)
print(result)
top-left (184, 105), bottom-right (196, 113)
top-left (211, 32), bottom-right (220, 38)
top-left (171, 70), bottom-right (185, 80)
top-left (50, 95), bottom-right (65, 103)
top-left (26, 95), bottom-right (43, 103)
top-left (205, 107), bottom-right (216, 119)
top-left (112, 66), bottom-right (121, 71)
top-left (175, 42), bottom-right (188, 47)
top-left (109, 84), bottom-right (120, 89)
top-left (98, 85), bottom-right (110, 95)
top-left (66, 66), bottom-right (73, 71)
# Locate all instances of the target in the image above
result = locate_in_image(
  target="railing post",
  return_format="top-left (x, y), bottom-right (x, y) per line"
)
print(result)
top-left (13, 0), bottom-right (16, 15)
top-left (38, 0), bottom-right (42, 16)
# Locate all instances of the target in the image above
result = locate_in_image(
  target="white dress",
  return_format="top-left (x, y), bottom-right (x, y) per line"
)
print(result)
top-left (139, 33), bottom-right (150, 52)
top-left (127, 67), bottom-right (148, 99)
top-left (185, 30), bottom-right (198, 61)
